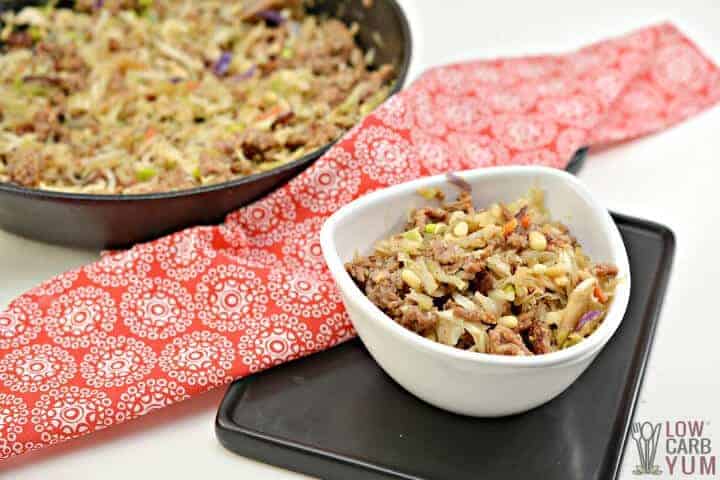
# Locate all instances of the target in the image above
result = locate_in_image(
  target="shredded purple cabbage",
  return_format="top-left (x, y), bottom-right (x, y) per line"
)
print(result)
top-left (94, 0), bottom-right (105, 8)
top-left (257, 9), bottom-right (286, 25)
top-left (234, 65), bottom-right (257, 81)
top-left (575, 310), bottom-right (602, 332)
top-left (213, 52), bottom-right (233, 77)
top-left (446, 172), bottom-right (472, 192)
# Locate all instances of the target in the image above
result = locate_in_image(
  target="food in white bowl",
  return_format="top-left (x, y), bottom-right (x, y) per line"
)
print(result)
top-left (320, 166), bottom-right (631, 417)
top-left (344, 184), bottom-right (619, 356)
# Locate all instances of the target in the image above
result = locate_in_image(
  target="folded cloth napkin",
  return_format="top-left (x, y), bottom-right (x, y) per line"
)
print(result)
top-left (1, 23), bottom-right (718, 461)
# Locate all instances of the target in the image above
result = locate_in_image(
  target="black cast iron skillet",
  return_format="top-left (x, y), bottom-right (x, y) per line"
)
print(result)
top-left (0, 0), bottom-right (412, 248)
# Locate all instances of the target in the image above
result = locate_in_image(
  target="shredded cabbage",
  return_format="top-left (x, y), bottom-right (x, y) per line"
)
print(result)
top-left (0, 0), bottom-right (393, 193)
top-left (346, 186), bottom-right (620, 356)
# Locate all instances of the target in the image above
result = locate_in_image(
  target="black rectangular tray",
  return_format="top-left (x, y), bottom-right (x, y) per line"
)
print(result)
top-left (216, 212), bottom-right (674, 480)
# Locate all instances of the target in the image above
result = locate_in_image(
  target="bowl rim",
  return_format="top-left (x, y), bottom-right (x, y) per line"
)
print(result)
top-left (321, 166), bottom-right (632, 369)
top-left (0, 0), bottom-right (412, 202)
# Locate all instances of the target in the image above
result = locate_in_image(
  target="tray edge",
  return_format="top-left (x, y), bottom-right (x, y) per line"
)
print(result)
top-left (215, 379), bottom-right (413, 480)
top-left (600, 213), bottom-right (676, 480)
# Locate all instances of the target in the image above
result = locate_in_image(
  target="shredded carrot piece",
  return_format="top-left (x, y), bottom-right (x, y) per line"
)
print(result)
top-left (144, 127), bottom-right (157, 140)
top-left (186, 80), bottom-right (201, 91)
top-left (257, 105), bottom-right (284, 121)
top-left (594, 285), bottom-right (607, 303)
top-left (503, 218), bottom-right (518, 236)
top-left (520, 214), bottom-right (531, 229)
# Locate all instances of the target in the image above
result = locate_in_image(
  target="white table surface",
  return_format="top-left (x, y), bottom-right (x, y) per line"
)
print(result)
top-left (3, 1), bottom-right (720, 478)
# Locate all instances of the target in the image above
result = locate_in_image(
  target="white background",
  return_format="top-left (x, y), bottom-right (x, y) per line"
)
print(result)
top-left (2, 0), bottom-right (720, 478)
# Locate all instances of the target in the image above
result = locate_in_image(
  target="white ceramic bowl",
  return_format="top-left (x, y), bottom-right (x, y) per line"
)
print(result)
top-left (320, 166), bottom-right (631, 417)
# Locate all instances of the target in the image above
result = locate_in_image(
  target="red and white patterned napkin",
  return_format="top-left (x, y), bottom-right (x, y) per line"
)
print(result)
top-left (1, 23), bottom-right (718, 461)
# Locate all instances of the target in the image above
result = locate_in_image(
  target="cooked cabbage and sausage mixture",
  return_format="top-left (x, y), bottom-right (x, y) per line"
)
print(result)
top-left (0, 0), bottom-right (393, 193)
top-left (346, 186), bottom-right (620, 356)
